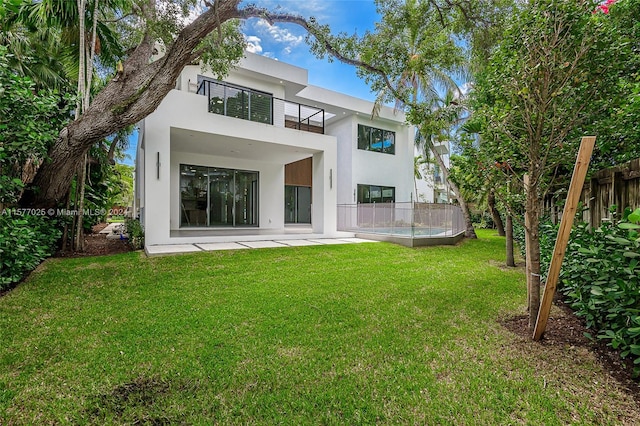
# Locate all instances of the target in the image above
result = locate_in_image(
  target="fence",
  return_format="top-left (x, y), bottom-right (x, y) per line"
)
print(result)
top-left (337, 202), bottom-right (466, 238)
top-left (544, 158), bottom-right (640, 226)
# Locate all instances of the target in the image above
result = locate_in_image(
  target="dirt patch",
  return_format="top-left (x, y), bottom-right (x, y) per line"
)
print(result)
top-left (86, 376), bottom-right (185, 424)
top-left (55, 223), bottom-right (133, 258)
top-left (501, 298), bottom-right (640, 404)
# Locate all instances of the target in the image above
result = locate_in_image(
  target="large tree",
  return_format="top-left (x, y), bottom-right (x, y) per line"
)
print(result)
top-left (16, 0), bottom-right (516, 213)
top-left (471, 0), bottom-right (630, 330)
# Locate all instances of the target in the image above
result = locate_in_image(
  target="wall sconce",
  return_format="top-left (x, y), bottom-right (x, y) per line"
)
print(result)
top-left (329, 168), bottom-right (333, 189)
top-left (156, 152), bottom-right (160, 180)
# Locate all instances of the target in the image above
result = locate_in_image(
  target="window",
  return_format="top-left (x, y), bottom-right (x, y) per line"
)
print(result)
top-left (357, 124), bottom-right (395, 154)
top-left (180, 164), bottom-right (258, 227)
top-left (357, 184), bottom-right (395, 203)
top-left (198, 76), bottom-right (273, 125)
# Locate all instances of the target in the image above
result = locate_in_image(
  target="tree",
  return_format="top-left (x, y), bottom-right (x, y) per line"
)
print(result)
top-left (413, 154), bottom-right (430, 201)
top-left (16, 1), bottom-right (279, 208)
top-left (0, 45), bottom-right (72, 207)
top-left (13, 0), bottom-right (515, 222)
top-left (471, 0), bottom-right (627, 330)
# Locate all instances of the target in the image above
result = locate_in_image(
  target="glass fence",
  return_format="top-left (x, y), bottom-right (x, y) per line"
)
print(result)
top-left (337, 202), bottom-right (466, 238)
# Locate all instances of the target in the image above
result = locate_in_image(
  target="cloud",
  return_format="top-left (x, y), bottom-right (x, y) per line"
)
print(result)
top-left (245, 35), bottom-right (263, 54)
top-left (254, 20), bottom-right (304, 47)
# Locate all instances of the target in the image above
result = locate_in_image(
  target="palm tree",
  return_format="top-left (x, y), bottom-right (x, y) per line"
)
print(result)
top-left (413, 153), bottom-right (430, 201)
top-left (366, 0), bottom-right (476, 238)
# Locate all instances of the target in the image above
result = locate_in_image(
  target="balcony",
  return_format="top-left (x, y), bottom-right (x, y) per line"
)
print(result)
top-left (197, 79), bottom-right (325, 134)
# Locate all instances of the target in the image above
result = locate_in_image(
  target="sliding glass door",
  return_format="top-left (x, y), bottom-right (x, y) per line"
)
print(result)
top-left (285, 185), bottom-right (311, 224)
top-left (180, 164), bottom-right (258, 227)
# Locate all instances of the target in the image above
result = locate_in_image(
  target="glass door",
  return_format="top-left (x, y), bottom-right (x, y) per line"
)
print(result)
top-left (285, 185), bottom-right (311, 224)
top-left (235, 171), bottom-right (258, 226)
top-left (180, 165), bottom-right (208, 227)
top-left (209, 168), bottom-right (234, 226)
top-left (180, 164), bottom-right (259, 228)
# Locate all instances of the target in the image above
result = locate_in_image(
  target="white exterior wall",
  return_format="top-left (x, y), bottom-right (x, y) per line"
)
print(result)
top-left (136, 51), bottom-right (423, 246)
top-left (326, 116), bottom-right (354, 204)
top-left (141, 89), bottom-right (337, 246)
top-left (351, 118), bottom-right (414, 203)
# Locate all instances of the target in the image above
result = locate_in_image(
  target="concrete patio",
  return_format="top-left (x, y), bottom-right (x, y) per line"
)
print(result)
top-left (144, 236), bottom-right (379, 256)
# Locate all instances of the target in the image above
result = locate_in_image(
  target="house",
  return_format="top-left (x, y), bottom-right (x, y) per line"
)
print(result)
top-left (134, 51), bottom-right (416, 249)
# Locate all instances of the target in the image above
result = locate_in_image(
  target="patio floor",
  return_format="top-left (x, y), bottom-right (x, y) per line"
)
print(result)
top-left (145, 237), bottom-right (379, 256)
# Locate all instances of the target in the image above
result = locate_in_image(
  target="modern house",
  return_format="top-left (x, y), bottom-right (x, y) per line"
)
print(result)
top-left (134, 51), bottom-right (417, 249)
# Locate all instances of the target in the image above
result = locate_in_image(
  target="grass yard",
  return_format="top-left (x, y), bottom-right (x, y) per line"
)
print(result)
top-left (1, 230), bottom-right (638, 424)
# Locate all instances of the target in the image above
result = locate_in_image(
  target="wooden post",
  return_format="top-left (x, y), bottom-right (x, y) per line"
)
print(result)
top-left (533, 136), bottom-right (596, 341)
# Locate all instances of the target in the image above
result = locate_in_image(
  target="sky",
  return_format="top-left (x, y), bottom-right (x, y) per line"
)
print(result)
top-left (123, 0), bottom-right (381, 165)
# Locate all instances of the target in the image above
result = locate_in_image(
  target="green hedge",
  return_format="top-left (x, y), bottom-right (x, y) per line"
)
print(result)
top-left (516, 209), bottom-right (640, 374)
top-left (0, 214), bottom-right (61, 290)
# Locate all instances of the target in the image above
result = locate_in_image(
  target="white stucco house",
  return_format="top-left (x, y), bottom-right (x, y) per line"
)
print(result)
top-left (134, 51), bottom-right (417, 248)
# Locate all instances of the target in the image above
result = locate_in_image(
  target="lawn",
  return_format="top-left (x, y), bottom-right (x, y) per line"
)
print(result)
top-left (1, 230), bottom-right (637, 424)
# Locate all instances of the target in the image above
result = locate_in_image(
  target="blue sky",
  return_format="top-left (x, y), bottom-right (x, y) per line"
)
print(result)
top-left (123, 1), bottom-right (380, 165)
top-left (241, 0), bottom-right (380, 101)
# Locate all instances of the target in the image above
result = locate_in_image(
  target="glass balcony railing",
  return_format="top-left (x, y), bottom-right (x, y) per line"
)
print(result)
top-left (196, 79), bottom-right (325, 134)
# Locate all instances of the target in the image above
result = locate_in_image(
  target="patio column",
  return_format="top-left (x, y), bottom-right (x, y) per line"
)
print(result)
top-left (312, 149), bottom-right (337, 235)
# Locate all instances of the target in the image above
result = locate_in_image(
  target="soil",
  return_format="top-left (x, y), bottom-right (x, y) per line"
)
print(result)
top-left (501, 297), bottom-right (640, 404)
top-left (54, 222), bottom-right (134, 258)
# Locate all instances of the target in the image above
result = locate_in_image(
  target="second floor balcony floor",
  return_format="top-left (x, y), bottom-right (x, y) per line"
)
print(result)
top-left (196, 78), bottom-right (328, 135)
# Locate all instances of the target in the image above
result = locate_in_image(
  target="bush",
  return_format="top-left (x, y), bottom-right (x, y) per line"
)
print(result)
top-left (124, 218), bottom-right (144, 250)
top-left (470, 211), bottom-right (494, 229)
top-left (521, 209), bottom-right (640, 374)
top-left (0, 214), bottom-right (62, 290)
top-left (559, 210), bottom-right (640, 374)
top-left (515, 208), bottom-right (640, 374)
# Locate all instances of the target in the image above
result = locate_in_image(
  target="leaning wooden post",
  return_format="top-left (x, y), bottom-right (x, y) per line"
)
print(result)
top-left (533, 136), bottom-right (596, 341)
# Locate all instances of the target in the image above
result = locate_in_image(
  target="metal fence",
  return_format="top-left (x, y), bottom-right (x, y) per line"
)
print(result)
top-left (337, 202), bottom-right (465, 238)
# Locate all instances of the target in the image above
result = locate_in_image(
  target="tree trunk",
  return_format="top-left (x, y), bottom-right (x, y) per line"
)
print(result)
top-left (487, 190), bottom-right (505, 236)
top-left (525, 189), bottom-right (542, 332)
top-left (18, 1), bottom-right (247, 208)
top-left (429, 141), bottom-right (477, 239)
top-left (74, 153), bottom-right (88, 251)
top-left (505, 214), bottom-right (515, 267)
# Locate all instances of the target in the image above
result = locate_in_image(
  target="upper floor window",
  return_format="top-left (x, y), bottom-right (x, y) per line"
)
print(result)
top-left (197, 77), bottom-right (273, 125)
top-left (357, 124), bottom-right (395, 155)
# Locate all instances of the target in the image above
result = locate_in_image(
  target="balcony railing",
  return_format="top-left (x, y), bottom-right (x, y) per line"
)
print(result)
top-left (197, 79), bottom-right (325, 134)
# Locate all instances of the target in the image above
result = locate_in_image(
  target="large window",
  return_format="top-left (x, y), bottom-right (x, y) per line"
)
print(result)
top-left (198, 76), bottom-right (273, 125)
top-left (357, 184), bottom-right (395, 203)
top-left (357, 124), bottom-right (395, 154)
top-left (180, 164), bottom-right (258, 227)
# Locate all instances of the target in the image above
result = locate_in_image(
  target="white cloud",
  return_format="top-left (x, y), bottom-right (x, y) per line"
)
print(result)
top-left (245, 35), bottom-right (263, 54)
top-left (254, 20), bottom-right (304, 47)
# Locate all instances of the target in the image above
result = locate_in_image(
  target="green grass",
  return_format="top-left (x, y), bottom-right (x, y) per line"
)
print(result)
top-left (1, 230), bottom-right (637, 424)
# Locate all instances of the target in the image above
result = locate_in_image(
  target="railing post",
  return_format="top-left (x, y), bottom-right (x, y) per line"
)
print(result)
top-left (373, 202), bottom-right (376, 232)
top-left (207, 81), bottom-right (211, 112)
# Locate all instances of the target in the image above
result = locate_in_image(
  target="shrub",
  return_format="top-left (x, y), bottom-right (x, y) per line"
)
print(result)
top-left (0, 214), bottom-right (62, 290)
top-left (515, 208), bottom-right (640, 374)
top-left (559, 209), bottom-right (640, 374)
top-left (124, 218), bottom-right (144, 250)
top-left (470, 211), bottom-right (494, 229)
